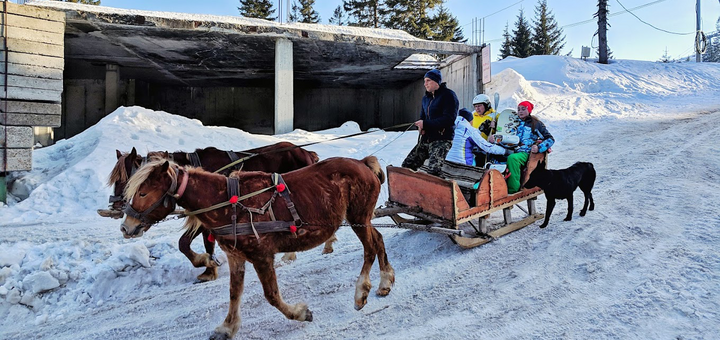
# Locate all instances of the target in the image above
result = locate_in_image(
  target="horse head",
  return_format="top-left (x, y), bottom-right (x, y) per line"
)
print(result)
top-left (107, 147), bottom-right (146, 213)
top-left (120, 160), bottom-right (186, 238)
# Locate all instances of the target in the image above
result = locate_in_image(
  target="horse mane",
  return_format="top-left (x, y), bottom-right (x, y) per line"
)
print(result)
top-left (183, 215), bottom-right (204, 235)
top-left (107, 153), bottom-right (131, 186)
top-left (124, 159), bottom-right (180, 202)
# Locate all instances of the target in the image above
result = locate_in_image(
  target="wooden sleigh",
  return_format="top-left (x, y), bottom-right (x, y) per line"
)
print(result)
top-left (374, 153), bottom-right (546, 248)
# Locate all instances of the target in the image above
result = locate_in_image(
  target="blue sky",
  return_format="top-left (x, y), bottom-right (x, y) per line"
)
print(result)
top-left (97, 0), bottom-right (720, 61)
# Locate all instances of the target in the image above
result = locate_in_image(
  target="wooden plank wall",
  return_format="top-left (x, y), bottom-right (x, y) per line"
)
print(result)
top-left (1, 2), bottom-right (64, 171)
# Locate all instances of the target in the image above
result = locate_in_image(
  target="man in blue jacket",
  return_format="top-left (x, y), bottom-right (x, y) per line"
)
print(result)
top-left (401, 69), bottom-right (458, 176)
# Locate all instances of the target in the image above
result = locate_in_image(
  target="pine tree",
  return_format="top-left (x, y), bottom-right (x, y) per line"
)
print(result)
top-left (329, 5), bottom-right (346, 26)
top-left (428, 5), bottom-right (465, 42)
top-left (290, 1), bottom-right (300, 22)
top-left (238, 0), bottom-right (276, 21)
top-left (291, 0), bottom-right (320, 24)
top-left (531, 0), bottom-right (565, 55)
top-left (658, 47), bottom-right (671, 63)
top-left (64, 0), bottom-right (101, 4)
top-left (383, 0), bottom-right (435, 39)
top-left (499, 23), bottom-right (513, 60)
top-left (511, 9), bottom-right (533, 58)
top-left (343, 0), bottom-right (384, 28)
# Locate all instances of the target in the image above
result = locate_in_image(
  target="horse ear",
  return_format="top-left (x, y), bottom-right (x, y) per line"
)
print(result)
top-left (116, 150), bottom-right (123, 159)
top-left (130, 147), bottom-right (137, 158)
top-left (160, 160), bottom-right (170, 172)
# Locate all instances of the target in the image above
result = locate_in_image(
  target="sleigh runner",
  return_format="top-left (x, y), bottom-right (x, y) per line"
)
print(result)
top-left (373, 153), bottom-right (546, 248)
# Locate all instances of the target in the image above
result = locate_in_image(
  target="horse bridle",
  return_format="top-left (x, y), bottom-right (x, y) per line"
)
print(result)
top-left (122, 165), bottom-right (189, 234)
top-left (109, 155), bottom-right (149, 208)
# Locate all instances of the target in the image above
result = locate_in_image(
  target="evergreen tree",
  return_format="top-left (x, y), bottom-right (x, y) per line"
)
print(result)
top-left (64, 0), bottom-right (101, 4)
top-left (658, 47), bottom-right (671, 63)
top-left (428, 5), bottom-right (465, 42)
top-left (290, 1), bottom-right (300, 22)
top-left (343, 0), bottom-right (384, 28)
top-left (511, 9), bottom-right (533, 58)
top-left (328, 5), bottom-right (347, 26)
top-left (499, 23), bottom-right (513, 60)
top-left (383, 0), bottom-right (435, 38)
top-left (531, 0), bottom-right (565, 55)
top-left (238, 0), bottom-right (276, 21)
top-left (290, 0), bottom-right (320, 24)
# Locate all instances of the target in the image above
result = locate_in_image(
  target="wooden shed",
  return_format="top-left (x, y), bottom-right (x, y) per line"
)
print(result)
top-left (1, 2), bottom-right (63, 172)
top-left (1, 2), bottom-right (63, 200)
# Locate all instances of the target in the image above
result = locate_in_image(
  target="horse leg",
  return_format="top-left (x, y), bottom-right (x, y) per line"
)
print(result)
top-left (280, 252), bottom-right (297, 263)
top-left (178, 228), bottom-right (218, 282)
top-left (210, 255), bottom-right (246, 340)
top-left (253, 256), bottom-right (313, 322)
top-left (197, 229), bottom-right (219, 282)
top-left (350, 226), bottom-right (377, 310)
top-left (370, 228), bottom-right (394, 296)
top-left (580, 189), bottom-right (592, 216)
top-left (322, 233), bottom-right (338, 254)
top-left (540, 198), bottom-right (555, 229)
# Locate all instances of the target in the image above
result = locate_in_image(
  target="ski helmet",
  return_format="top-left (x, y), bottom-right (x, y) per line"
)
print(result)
top-left (472, 94), bottom-right (491, 108)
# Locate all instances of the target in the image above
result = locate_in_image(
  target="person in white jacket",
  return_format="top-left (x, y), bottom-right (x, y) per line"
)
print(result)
top-left (445, 108), bottom-right (510, 166)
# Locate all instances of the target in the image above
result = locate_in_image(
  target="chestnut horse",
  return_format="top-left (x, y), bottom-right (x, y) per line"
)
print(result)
top-left (121, 157), bottom-right (394, 339)
top-left (107, 142), bottom-right (334, 282)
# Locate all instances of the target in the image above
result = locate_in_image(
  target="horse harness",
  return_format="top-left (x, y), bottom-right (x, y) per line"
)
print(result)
top-left (182, 172), bottom-right (304, 242)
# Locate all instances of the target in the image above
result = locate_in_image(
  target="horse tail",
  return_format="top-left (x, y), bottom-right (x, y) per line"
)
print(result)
top-left (361, 156), bottom-right (385, 184)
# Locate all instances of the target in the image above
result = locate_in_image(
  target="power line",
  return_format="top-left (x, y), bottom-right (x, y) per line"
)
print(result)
top-left (615, 0), bottom-right (695, 35)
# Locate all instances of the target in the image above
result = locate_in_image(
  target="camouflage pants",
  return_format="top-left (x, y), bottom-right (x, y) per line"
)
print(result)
top-left (402, 140), bottom-right (452, 176)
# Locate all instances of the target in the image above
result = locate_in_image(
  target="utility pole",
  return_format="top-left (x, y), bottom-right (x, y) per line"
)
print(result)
top-left (596, 0), bottom-right (609, 64)
top-left (696, 0), bottom-right (701, 62)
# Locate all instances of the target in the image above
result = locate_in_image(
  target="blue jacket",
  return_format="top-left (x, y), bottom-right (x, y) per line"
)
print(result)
top-left (446, 116), bottom-right (507, 166)
top-left (420, 83), bottom-right (458, 142)
top-left (515, 116), bottom-right (554, 153)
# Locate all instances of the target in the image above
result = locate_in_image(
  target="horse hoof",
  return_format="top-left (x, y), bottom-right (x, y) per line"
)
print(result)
top-left (196, 268), bottom-right (218, 282)
top-left (376, 287), bottom-right (391, 297)
top-left (305, 309), bottom-right (313, 322)
top-left (322, 248), bottom-right (334, 255)
top-left (539, 224), bottom-right (548, 229)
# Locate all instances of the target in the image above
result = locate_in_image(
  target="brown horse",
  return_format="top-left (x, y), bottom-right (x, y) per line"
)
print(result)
top-left (121, 157), bottom-right (394, 339)
top-left (107, 142), bottom-right (333, 282)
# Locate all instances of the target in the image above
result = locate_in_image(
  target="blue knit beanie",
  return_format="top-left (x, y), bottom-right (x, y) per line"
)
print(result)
top-left (424, 69), bottom-right (442, 84)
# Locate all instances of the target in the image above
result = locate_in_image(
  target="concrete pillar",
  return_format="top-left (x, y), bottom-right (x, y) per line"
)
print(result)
top-left (105, 64), bottom-right (120, 114)
top-left (274, 38), bottom-right (294, 134)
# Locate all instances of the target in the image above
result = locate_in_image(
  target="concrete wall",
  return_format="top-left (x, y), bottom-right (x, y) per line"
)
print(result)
top-left (441, 54), bottom-right (479, 110)
top-left (58, 77), bottom-right (427, 139)
top-left (294, 81), bottom-right (425, 131)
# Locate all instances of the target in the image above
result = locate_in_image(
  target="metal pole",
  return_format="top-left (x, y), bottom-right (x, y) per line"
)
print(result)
top-left (696, 0), bottom-right (701, 62)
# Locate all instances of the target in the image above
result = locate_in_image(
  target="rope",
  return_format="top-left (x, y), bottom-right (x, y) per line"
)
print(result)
top-left (213, 122), bottom-right (414, 174)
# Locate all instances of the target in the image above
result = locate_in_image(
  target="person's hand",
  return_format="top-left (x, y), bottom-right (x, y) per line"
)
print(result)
top-left (490, 121), bottom-right (496, 129)
top-left (531, 145), bottom-right (539, 154)
top-left (414, 120), bottom-right (424, 134)
top-left (488, 134), bottom-right (495, 143)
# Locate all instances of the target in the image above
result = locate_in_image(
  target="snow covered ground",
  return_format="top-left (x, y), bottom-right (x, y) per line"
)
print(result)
top-left (2, 56), bottom-right (720, 339)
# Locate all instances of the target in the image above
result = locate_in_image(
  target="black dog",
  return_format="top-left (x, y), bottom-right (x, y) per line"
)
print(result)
top-left (523, 161), bottom-right (596, 228)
